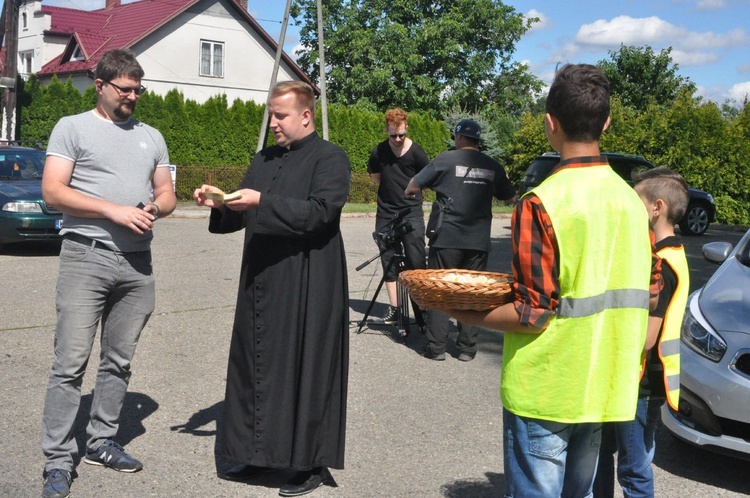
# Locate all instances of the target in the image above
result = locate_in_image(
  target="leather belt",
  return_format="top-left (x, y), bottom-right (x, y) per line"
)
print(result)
top-left (64, 233), bottom-right (120, 252)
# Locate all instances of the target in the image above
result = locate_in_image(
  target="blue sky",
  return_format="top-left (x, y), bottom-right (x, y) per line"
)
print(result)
top-left (43, 0), bottom-right (750, 106)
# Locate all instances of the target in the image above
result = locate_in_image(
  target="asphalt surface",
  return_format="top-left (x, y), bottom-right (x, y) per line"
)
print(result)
top-left (1, 207), bottom-right (748, 498)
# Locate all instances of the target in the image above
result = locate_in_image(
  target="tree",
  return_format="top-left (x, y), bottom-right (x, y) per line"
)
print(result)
top-left (597, 45), bottom-right (696, 110)
top-left (291, 0), bottom-right (542, 114)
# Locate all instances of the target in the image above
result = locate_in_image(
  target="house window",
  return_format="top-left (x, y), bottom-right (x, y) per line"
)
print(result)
top-left (19, 51), bottom-right (33, 74)
top-left (22, 11), bottom-right (28, 30)
top-left (70, 45), bottom-right (84, 62)
top-left (200, 40), bottom-right (224, 78)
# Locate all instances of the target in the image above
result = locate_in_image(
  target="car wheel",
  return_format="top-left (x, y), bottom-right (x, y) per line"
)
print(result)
top-left (679, 203), bottom-right (710, 236)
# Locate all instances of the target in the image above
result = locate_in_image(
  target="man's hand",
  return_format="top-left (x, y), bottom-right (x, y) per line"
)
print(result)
top-left (194, 184), bottom-right (225, 209)
top-left (404, 178), bottom-right (421, 198)
top-left (111, 204), bottom-right (156, 234)
top-left (225, 189), bottom-right (261, 211)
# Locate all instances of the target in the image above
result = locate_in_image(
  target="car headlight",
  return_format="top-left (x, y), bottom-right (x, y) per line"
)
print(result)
top-left (682, 307), bottom-right (726, 362)
top-left (706, 193), bottom-right (715, 205)
top-left (2, 201), bottom-right (43, 213)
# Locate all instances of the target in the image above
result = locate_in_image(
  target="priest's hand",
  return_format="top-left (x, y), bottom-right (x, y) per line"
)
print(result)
top-left (225, 189), bottom-right (261, 211)
top-left (194, 184), bottom-right (225, 210)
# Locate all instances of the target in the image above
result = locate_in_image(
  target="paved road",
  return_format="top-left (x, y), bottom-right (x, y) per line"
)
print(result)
top-left (1, 213), bottom-right (748, 497)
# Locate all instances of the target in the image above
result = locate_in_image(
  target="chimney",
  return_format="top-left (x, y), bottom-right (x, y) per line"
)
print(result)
top-left (105, 0), bottom-right (121, 9)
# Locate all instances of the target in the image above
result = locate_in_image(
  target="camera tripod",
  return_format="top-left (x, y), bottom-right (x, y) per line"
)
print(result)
top-left (355, 242), bottom-right (413, 339)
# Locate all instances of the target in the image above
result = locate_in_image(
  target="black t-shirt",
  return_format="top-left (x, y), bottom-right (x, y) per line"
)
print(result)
top-left (413, 148), bottom-right (515, 251)
top-left (640, 235), bottom-right (682, 398)
top-left (367, 140), bottom-right (429, 219)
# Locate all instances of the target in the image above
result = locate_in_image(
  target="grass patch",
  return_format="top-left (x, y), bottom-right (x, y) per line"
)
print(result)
top-left (343, 203), bottom-right (378, 213)
top-left (344, 202), bottom-right (514, 214)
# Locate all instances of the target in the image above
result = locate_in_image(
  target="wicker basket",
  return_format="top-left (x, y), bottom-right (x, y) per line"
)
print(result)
top-left (399, 269), bottom-right (514, 311)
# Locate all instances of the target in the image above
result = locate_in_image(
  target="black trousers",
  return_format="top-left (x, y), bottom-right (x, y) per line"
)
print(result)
top-left (424, 247), bottom-right (488, 356)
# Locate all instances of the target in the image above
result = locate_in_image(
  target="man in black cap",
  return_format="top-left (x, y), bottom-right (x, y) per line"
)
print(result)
top-left (405, 119), bottom-right (516, 361)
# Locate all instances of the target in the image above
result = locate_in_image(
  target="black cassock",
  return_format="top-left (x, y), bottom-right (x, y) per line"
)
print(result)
top-left (209, 131), bottom-right (350, 470)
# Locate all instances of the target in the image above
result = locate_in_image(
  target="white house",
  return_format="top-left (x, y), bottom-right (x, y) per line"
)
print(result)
top-left (16, 0), bottom-right (314, 104)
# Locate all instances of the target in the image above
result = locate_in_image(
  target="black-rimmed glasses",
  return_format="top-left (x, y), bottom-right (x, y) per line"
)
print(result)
top-left (388, 133), bottom-right (406, 139)
top-left (104, 80), bottom-right (147, 96)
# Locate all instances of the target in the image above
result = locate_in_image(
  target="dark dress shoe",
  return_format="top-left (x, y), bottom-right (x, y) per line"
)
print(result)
top-left (278, 467), bottom-right (332, 497)
top-left (220, 464), bottom-right (273, 481)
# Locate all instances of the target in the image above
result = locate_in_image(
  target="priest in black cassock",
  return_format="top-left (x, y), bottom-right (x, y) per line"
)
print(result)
top-left (194, 81), bottom-right (350, 497)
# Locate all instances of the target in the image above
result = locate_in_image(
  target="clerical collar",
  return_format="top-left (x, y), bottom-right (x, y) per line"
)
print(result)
top-left (288, 131), bottom-right (318, 151)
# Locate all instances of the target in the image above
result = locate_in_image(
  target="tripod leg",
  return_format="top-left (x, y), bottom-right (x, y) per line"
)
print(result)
top-left (397, 280), bottom-right (411, 340)
top-left (357, 256), bottom-right (401, 334)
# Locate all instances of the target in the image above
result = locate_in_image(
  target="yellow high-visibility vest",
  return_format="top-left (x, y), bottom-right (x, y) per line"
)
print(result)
top-left (654, 245), bottom-right (689, 410)
top-left (502, 164), bottom-right (652, 423)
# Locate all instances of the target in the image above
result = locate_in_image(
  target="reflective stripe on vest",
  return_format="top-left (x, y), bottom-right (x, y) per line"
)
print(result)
top-left (656, 245), bottom-right (689, 410)
top-left (501, 164), bottom-right (652, 423)
top-left (558, 288), bottom-right (650, 318)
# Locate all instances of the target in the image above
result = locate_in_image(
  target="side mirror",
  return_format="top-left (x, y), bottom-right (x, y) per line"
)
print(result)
top-left (702, 241), bottom-right (733, 265)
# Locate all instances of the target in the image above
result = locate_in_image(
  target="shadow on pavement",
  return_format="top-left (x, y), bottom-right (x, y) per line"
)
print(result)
top-left (653, 428), bottom-right (750, 495)
top-left (440, 471), bottom-right (505, 497)
top-left (72, 391), bottom-right (159, 465)
top-left (170, 401), bottom-right (220, 437)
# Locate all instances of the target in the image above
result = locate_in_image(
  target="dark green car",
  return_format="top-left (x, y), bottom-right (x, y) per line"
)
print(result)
top-left (0, 145), bottom-right (63, 248)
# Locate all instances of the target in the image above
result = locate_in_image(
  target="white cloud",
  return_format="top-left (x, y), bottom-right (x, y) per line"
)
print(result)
top-left (574, 16), bottom-right (686, 47)
top-left (525, 9), bottom-right (552, 34)
top-left (670, 49), bottom-right (721, 66)
top-left (728, 81), bottom-right (750, 102)
top-left (573, 15), bottom-right (750, 52)
top-left (544, 42), bottom-right (582, 65)
top-left (680, 28), bottom-right (750, 50)
top-left (695, 0), bottom-right (726, 11)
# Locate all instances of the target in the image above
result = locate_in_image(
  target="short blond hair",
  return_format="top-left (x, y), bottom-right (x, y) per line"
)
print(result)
top-left (270, 81), bottom-right (316, 120)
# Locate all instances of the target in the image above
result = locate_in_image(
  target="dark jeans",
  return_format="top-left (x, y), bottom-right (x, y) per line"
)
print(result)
top-left (424, 247), bottom-right (488, 356)
top-left (593, 396), bottom-right (663, 498)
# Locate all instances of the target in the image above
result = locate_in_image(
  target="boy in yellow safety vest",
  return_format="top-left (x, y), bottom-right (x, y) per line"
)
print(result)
top-left (594, 167), bottom-right (690, 498)
top-left (445, 64), bottom-right (663, 497)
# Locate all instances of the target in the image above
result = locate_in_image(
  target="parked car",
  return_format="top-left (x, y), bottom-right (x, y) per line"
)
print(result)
top-left (0, 145), bottom-right (62, 248)
top-left (518, 152), bottom-right (716, 235)
top-left (661, 228), bottom-right (750, 460)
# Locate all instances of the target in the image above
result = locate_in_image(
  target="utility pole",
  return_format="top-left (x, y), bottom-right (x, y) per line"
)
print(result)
top-left (2, 0), bottom-right (19, 141)
top-left (256, 0), bottom-right (292, 153)
top-left (315, 0), bottom-right (328, 141)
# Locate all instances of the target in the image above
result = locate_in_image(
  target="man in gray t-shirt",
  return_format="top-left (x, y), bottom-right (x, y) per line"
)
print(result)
top-left (40, 49), bottom-right (176, 498)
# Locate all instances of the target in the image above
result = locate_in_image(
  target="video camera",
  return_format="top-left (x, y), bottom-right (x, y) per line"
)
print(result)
top-left (374, 209), bottom-right (414, 248)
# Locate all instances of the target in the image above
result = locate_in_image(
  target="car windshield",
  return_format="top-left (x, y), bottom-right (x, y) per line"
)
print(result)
top-left (0, 150), bottom-right (46, 180)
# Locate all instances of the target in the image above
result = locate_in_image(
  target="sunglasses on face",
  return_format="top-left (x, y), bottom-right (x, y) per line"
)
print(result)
top-left (388, 133), bottom-right (406, 139)
top-left (103, 80), bottom-right (147, 96)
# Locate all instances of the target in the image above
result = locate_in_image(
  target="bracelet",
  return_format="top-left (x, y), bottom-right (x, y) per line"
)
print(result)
top-left (149, 202), bottom-right (161, 219)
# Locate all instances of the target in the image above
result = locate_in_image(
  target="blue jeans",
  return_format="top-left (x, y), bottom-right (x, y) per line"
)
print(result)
top-left (504, 408), bottom-right (602, 498)
top-left (41, 238), bottom-right (154, 472)
top-left (593, 397), bottom-right (663, 498)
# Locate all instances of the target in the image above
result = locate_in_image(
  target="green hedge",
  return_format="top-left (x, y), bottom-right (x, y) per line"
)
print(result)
top-left (17, 76), bottom-right (451, 185)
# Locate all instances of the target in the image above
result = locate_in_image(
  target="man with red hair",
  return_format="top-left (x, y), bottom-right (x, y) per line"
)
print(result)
top-left (367, 108), bottom-right (430, 330)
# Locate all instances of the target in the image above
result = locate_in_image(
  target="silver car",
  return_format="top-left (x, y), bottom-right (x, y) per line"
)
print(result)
top-left (661, 228), bottom-right (750, 459)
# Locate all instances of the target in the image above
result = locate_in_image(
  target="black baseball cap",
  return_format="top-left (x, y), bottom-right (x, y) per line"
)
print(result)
top-left (454, 119), bottom-right (481, 140)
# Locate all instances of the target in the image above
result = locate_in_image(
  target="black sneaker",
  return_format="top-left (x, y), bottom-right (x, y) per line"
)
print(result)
top-left (422, 346), bottom-right (446, 361)
top-left (380, 306), bottom-right (397, 325)
top-left (42, 469), bottom-right (71, 498)
top-left (83, 440), bottom-right (143, 472)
